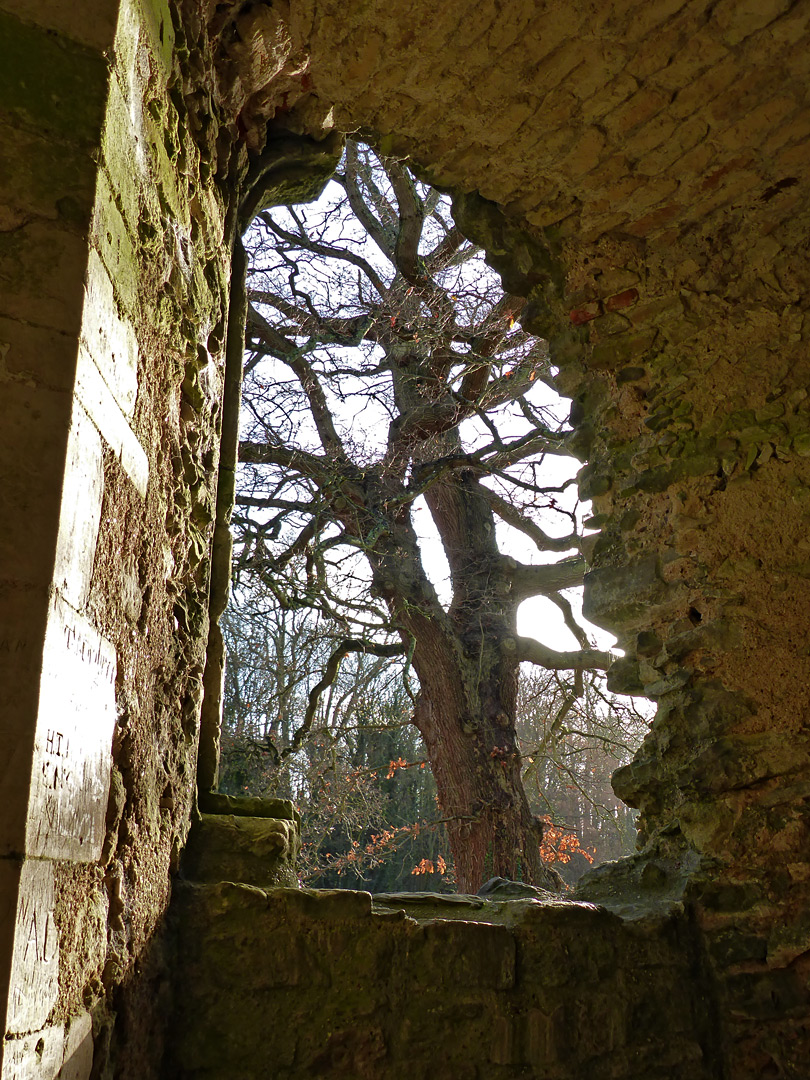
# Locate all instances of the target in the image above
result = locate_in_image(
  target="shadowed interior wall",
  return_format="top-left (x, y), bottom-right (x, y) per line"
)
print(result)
top-left (0, 1), bottom-right (232, 1075)
top-left (197, 4), bottom-right (810, 1069)
top-left (169, 883), bottom-right (720, 1080)
top-left (1, 0), bottom-right (809, 1077)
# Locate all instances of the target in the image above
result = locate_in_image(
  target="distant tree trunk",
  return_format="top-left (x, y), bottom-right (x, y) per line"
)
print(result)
top-left (410, 469), bottom-right (546, 891)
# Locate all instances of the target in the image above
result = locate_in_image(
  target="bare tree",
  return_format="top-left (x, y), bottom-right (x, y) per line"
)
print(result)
top-left (234, 139), bottom-right (612, 891)
top-left (220, 594), bottom-right (451, 890)
top-left (516, 670), bottom-right (646, 877)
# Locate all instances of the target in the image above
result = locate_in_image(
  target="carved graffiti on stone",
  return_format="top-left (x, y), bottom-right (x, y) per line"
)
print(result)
top-left (0, 1025), bottom-right (64, 1080)
top-left (0, 1011), bottom-right (91, 1080)
top-left (0, 626), bottom-right (34, 713)
top-left (5, 861), bottom-right (59, 1036)
top-left (0, 637), bottom-right (27, 655)
top-left (26, 597), bottom-right (117, 862)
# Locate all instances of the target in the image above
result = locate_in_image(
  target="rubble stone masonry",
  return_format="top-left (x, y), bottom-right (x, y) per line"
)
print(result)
top-left (1, 0), bottom-right (809, 1076)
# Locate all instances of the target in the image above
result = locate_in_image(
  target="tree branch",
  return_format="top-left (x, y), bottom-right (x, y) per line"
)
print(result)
top-left (476, 484), bottom-right (579, 554)
top-left (425, 225), bottom-right (466, 272)
top-left (546, 592), bottom-right (591, 651)
top-left (284, 350), bottom-right (346, 458)
top-left (510, 556), bottom-right (587, 601)
top-left (507, 635), bottom-right (612, 672)
top-left (239, 440), bottom-right (330, 479)
top-left (268, 519), bottom-right (318, 574)
top-left (259, 212), bottom-right (389, 298)
top-left (234, 495), bottom-right (318, 512)
top-left (336, 141), bottom-right (397, 261)
top-left (245, 300), bottom-right (298, 358)
top-left (385, 158), bottom-right (423, 281)
top-left (249, 291), bottom-right (373, 346)
top-left (479, 429), bottom-right (570, 468)
top-left (284, 639), bottom-right (406, 757)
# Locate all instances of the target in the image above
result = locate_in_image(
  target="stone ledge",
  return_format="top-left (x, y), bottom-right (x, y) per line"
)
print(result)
top-left (181, 813), bottom-right (300, 888)
top-left (166, 880), bottom-right (717, 1079)
top-left (198, 791), bottom-right (300, 823)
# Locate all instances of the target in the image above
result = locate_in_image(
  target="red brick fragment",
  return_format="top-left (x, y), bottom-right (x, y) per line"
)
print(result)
top-left (605, 288), bottom-right (639, 311)
top-left (569, 302), bottom-right (601, 325)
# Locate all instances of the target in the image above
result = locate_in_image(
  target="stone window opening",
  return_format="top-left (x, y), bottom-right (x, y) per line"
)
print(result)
top-left (195, 134), bottom-right (647, 900)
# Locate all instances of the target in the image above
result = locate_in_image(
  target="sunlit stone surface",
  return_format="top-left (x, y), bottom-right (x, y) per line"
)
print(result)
top-left (52, 405), bottom-right (104, 612)
top-left (1, 1025), bottom-right (64, 1080)
top-left (5, 860), bottom-right (59, 1034)
top-left (75, 345), bottom-right (148, 498)
top-left (81, 249), bottom-right (139, 420)
top-left (1, 1012), bottom-right (93, 1080)
top-left (26, 597), bottom-right (117, 862)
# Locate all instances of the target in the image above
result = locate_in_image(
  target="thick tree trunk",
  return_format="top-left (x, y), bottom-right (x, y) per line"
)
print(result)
top-left (409, 470), bottom-right (554, 891)
top-left (358, 465), bottom-right (557, 893)
top-left (407, 626), bottom-right (549, 893)
top-left (416, 700), bottom-right (545, 892)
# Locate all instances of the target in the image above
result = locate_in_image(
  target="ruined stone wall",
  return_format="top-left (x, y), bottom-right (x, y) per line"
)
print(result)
top-left (169, 882), bottom-right (718, 1080)
top-left (196, 2), bottom-right (810, 1074)
top-left (0, 1), bottom-right (234, 1075)
top-left (2, 0), bottom-right (810, 1077)
top-left (196, 5), bottom-right (810, 1069)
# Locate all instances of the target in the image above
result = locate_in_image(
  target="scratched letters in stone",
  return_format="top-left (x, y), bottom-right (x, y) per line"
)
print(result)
top-left (26, 597), bottom-right (117, 862)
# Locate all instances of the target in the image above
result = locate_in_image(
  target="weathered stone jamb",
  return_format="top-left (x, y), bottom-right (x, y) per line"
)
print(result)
top-left (0, 5), bottom-right (121, 1075)
top-left (195, 127), bottom-right (344, 799)
top-left (197, 236), bottom-right (246, 796)
top-left (0, 0), bottom-right (246, 1075)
